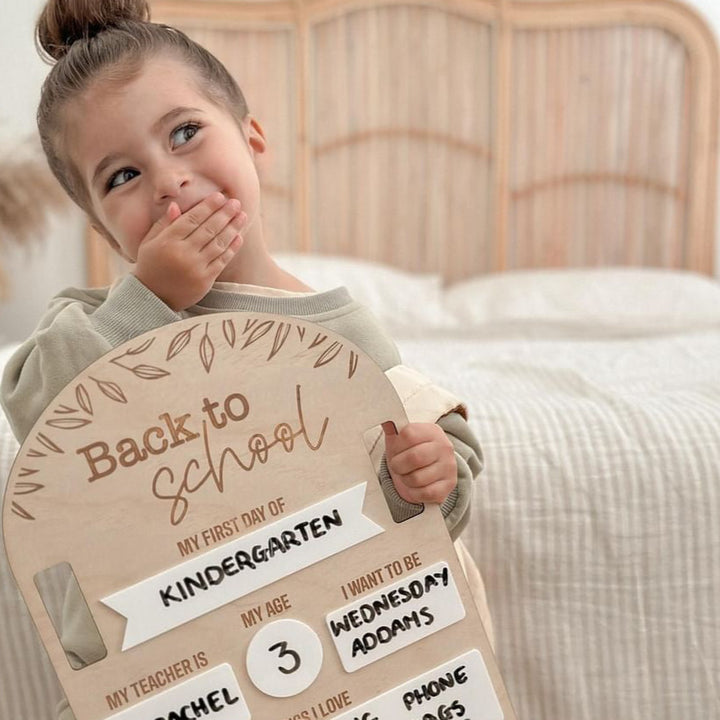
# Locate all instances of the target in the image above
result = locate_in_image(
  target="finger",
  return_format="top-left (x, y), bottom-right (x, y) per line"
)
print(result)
top-left (200, 211), bottom-right (247, 256)
top-left (388, 441), bottom-right (438, 477)
top-left (395, 461), bottom-right (448, 488)
top-left (395, 422), bottom-right (445, 446)
top-left (206, 234), bottom-right (243, 273)
top-left (395, 472), bottom-right (456, 504)
top-left (186, 198), bottom-right (244, 247)
top-left (171, 192), bottom-right (229, 240)
top-left (381, 421), bottom-right (402, 455)
top-left (384, 423), bottom-right (441, 457)
top-left (382, 421), bottom-right (398, 436)
top-left (144, 202), bottom-right (181, 243)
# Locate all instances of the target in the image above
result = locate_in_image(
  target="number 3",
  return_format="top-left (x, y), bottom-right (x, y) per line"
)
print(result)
top-left (246, 619), bottom-right (323, 696)
top-left (268, 640), bottom-right (301, 675)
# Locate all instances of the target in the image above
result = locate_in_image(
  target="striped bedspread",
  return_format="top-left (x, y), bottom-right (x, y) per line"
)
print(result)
top-left (397, 325), bottom-right (720, 720)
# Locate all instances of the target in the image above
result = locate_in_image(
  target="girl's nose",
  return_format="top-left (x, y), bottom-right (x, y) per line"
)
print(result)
top-left (152, 166), bottom-right (190, 203)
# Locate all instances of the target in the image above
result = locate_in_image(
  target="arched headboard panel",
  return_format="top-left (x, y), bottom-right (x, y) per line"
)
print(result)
top-left (86, 0), bottom-right (719, 284)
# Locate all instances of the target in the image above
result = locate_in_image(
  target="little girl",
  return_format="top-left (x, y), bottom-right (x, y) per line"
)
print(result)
top-left (1, 0), bottom-right (490, 716)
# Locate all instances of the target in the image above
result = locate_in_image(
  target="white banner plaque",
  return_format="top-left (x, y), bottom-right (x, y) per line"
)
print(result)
top-left (326, 561), bottom-right (466, 672)
top-left (333, 650), bottom-right (504, 720)
top-left (107, 664), bottom-right (249, 720)
top-left (104, 484), bottom-right (382, 650)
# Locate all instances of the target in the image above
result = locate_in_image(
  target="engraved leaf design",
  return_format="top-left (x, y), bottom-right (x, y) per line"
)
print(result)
top-left (126, 337), bottom-right (155, 355)
top-left (314, 341), bottom-right (343, 368)
top-left (310, 333), bottom-right (327, 348)
top-left (54, 404), bottom-right (77, 414)
top-left (242, 319), bottom-right (274, 349)
top-left (36, 433), bottom-right (64, 454)
top-left (200, 329), bottom-right (215, 374)
top-left (93, 378), bottom-right (127, 404)
top-left (11, 502), bottom-right (34, 521)
top-left (131, 364), bottom-right (170, 380)
top-left (348, 351), bottom-right (359, 379)
top-left (76, 384), bottom-right (93, 415)
top-left (296, 326), bottom-right (306, 341)
top-left (26, 449), bottom-right (46, 458)
top-left (269, 323), bottom-right (291, 360)
top-left (46, 417), bottom-right (92, 430)
top-left (222, 319), bottom-right (236, 348)
top-left (15, 482), bottom-right (44, 496)
top-left (18, 468), bottom-right (38, 477)
top-left (166, 325), bottom-right (198, 360)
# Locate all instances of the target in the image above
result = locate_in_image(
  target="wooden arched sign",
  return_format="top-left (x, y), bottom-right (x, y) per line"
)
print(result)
top-left (3, 313), bottom-right (514, 720)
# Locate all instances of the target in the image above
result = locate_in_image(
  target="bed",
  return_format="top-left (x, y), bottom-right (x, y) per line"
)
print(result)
top-left (2, 0), bottom-right (720, 718)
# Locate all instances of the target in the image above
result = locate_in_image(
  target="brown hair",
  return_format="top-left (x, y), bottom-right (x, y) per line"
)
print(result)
top-left (36, 0), bottom-right (249, 241)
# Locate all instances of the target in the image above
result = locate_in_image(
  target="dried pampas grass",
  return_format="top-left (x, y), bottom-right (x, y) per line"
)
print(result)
top-left (0, 135), bottom-right (68, 247)
top-left (0, 133), bottom-right (69, 297)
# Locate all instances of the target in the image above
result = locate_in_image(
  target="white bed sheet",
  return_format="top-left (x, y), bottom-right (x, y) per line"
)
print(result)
top-left (2, 263), bottom-right (720, 720)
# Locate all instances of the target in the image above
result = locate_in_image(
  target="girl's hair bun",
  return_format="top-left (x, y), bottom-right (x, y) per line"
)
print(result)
top-left (37, 0), bottom-right (151, 62)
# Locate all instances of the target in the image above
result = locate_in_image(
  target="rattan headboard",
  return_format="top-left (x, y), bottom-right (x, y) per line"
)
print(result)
top-left (86, 0), bottom-right (719, 285)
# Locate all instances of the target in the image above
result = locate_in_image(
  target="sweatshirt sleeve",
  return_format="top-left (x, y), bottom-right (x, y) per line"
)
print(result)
top-left (1, 275), bottom-right (180, 442)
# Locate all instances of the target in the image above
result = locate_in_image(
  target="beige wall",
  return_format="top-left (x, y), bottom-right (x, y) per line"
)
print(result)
top-left (0, 0), bottom-right (86, 343)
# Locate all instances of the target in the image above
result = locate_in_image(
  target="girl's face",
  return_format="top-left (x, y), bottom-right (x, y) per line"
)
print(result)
top-left (65, 54), bottom-right (265, 261)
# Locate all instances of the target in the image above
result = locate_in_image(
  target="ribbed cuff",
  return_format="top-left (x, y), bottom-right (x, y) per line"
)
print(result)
top-left (378, 455), bottom-right (468, 539)
top-left (377, 456), bottom-right (425, 523)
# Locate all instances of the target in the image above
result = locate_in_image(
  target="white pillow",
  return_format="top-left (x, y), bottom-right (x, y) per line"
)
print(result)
top-left (274, 253), bottom-right (448, 333)
top-left (443, 268), bottom-right (720, 335)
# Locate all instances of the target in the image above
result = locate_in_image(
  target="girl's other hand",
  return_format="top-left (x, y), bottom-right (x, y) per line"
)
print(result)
top-left (133, 192), bottom-right (246, 310)
top-left (382, 422), bottom-right (457, 505)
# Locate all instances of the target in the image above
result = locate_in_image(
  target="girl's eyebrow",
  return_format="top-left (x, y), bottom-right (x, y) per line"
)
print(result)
top-left (91, 107), bottom-right (203, 190)
top-left (151, 106), bottom-right (203, 133)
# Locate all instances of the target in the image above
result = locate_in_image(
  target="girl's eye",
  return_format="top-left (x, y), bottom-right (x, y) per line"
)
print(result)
top-left (107, 168), bottom-right (139, 191)
top-left (171, 123), bottom-right (200, 148)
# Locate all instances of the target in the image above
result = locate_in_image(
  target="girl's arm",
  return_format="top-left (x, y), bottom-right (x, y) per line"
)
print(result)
top-left (1, 275), bottom-right (179, 442)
